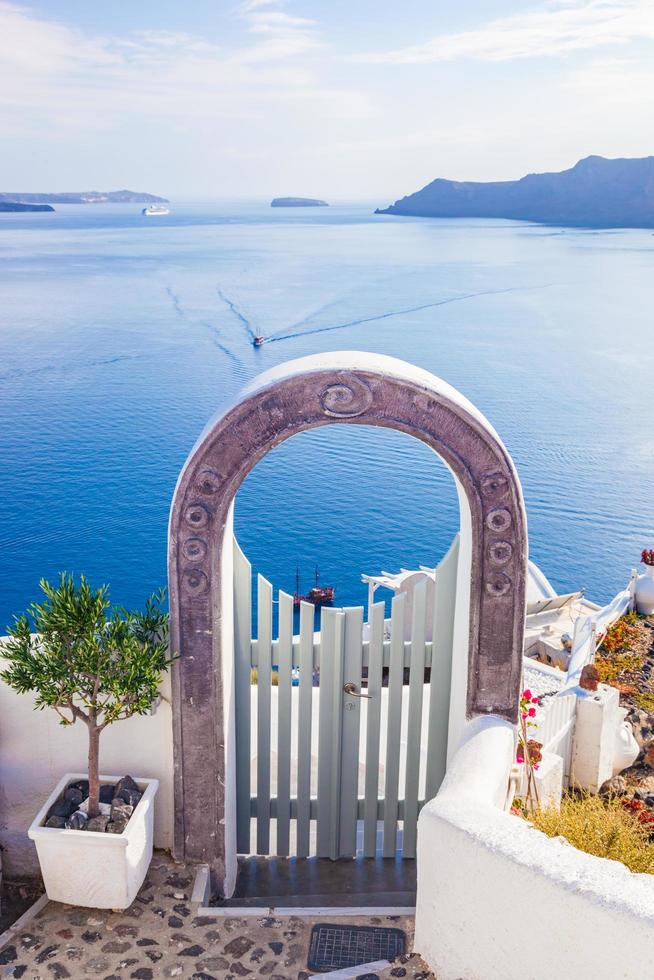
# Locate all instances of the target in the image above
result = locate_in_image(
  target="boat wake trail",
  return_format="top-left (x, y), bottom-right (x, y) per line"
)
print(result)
top-left (216, 287), bottom-right (256, 342)
top-left (0, 351), bottom-right (154, 383)
top-left (267, 285), bottom-right (551, 344)
top-left (202, 323), bottom-right (244, 369)
top-left (165, 286), bottom-right (185, 318)
top-left (163, 284), bottom-right (244, 368)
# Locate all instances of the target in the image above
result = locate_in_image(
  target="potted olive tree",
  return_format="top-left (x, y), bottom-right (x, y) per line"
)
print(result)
top-left (1, 573), bottom-right (172, 909)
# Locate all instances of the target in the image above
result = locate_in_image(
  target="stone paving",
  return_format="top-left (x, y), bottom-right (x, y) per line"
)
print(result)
top-left (0, 853), bottom-right (433, 979)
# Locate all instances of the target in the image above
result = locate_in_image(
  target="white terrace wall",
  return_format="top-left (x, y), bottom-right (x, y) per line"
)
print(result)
top-left (415, 717), bottom-right (654, 980)
top-left (0, 661), bottom-right (174, 879)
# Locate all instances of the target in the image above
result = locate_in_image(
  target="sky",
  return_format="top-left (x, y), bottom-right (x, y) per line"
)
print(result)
top-left (1, 0), bottom-right (653, 200)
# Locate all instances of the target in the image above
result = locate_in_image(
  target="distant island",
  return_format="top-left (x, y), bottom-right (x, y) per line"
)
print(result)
top-left (376, 156), bottom-right (654, 228)
top-left (0, 190), bottom-right (168, 205)
top-left (271, 197), bottom-right (328, 207)
top-left (0, 201), bottom-right (54, 212)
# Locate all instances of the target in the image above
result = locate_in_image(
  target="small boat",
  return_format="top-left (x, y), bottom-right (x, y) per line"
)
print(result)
top-left (253, 336), bottom-right (265, 347)
top-left (293, 567), bottom-right (335, 608)
top-left (142, 205), bottom-right (170, 216)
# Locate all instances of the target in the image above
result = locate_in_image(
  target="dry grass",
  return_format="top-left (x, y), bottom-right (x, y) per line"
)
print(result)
top-left (528, 793), bottom-right (654, 875)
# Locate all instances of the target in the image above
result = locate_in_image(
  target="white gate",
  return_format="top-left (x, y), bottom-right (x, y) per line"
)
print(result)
top-left (233, 535), bottom-right (459, 860)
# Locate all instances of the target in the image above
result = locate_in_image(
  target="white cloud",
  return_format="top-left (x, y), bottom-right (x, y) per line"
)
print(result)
top-left (359, 0), bottom-right (654, 64)
top-left (0, 1), bottom-right (346, 129)
top-left (238, 1), bottom-right (320, 61)
top-left (1, 0), bottom-right (652, 197)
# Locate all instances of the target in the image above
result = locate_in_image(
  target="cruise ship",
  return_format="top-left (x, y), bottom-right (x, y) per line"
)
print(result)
top-left (141, 205), bottom-right (170, 216)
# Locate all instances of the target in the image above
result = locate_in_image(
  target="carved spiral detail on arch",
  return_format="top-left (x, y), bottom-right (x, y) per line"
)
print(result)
top-left (319, 376), bottom-right (373, 418)
top-left (488, 540), bottom-right (513, 566)
top-left (485, 572), bottom-right (512, 598)
top-left (181, 567), bottom-right (210, 598)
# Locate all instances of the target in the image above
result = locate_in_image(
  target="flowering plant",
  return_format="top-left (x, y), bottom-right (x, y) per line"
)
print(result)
top-left (641, 549), bottom-right (654, 567)
top-left (516, 687), bottom-right (542, 813)
top-left (622, 798), bottom-right (654, 835)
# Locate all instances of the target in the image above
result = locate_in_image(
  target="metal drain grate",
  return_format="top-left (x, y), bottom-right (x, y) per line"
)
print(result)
top-left (307, 923), bottom-right (406, 972)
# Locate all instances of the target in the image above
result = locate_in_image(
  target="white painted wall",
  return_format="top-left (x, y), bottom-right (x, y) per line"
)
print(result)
top-left (415, 716), bottom-right (654, 980)
top-left (0, 661), bottom-right (174, 880)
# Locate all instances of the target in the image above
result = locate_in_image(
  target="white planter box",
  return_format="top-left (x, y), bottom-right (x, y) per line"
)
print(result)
top-left (28, 772), bottom-right (158, 909)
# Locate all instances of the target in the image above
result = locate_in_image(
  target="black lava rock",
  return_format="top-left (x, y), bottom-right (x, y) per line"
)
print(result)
top-left (106, 818), bottom-right (128, 834)
top-left (99, 784), bottom-right (117, 804)
top-left (114, 776), bottom-right (143, 808)
top-left (69, 779), bottom-right (89, 797)
top-left (63, 786), bottom-right (84, 806)
top-left (0, 945), bottom-right (17, 964)
top-left (45, 815), bottom-right (67, 829)
top-left (46, 798), bottom-right (77, 820)
top-left (87, 814), bottom-right (110, 832)
top-left (110, 799), bottom-right (134, 822)
top-left (115, 775), bottom-right (140, 798)
top-left (116, 787), bottom-right (142, 808)
top-left (65, 810), bottom-right (88, 830)
top-left (178, 945), bottom-right (205, 956)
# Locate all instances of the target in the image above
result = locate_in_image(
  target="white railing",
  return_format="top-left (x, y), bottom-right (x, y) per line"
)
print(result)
top-left (562, 572), bottom-right (636, 691)
top-left (535, 693), bottom-right (577, 782)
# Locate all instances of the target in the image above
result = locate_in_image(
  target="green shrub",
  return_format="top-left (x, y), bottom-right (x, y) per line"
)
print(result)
top-left (1, 573), bottom-right (172, 818)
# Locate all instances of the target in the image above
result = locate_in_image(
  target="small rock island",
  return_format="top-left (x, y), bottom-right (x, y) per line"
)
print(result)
top-left (271, 197), bottom-right (329, 207)
top-left (0, 201), bottom-right (54, 212)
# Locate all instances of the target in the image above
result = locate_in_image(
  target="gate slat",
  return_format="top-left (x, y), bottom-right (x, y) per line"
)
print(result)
top-left (296, 601), bottom-right (314, 857)
top-left (233, 538), bottom-right (252, 854)
top-left (256, 573), bottom-right (273, 855)
top-left (276, 590), bottom-right (293, 856)
top-left (363, 601), bottom-right (385, 857)
top-left (317, 608), bottom-right (344, 858)
top-left (402, 579), bottom-right (427, 858)
top-left (329, 613), bottom-right (345, 860)
top-left (425, 534), bottom-right (459, 801)
top-left (382, 593), bottom-right (405, 858)
top-left (339, 606), bottom-right (364, 857)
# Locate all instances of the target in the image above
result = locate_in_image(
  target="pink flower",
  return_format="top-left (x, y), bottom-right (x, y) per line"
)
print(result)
top-left (522, 689), bottom-right (532, 700)
top-left (533, 764), bottom-right (540, 771)
top-left (516, 754), bottom-right (524, 764)
top-left (531, 697), bottom-right (539, 704)
top-left (521, 712), bottom-right (527, 720)
top-left (528, 707), bottom-right (536, 717)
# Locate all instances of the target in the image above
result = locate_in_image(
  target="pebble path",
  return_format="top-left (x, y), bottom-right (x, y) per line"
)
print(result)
top-left (0, 853), bottom-right (433, 979)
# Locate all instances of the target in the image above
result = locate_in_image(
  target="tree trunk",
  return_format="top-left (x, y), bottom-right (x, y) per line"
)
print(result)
top-left (87, 721), bottom-right (101, 818)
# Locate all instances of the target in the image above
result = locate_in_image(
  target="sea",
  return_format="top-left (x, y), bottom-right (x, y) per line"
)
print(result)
top-left (1, 201), bottom-right (653, 630)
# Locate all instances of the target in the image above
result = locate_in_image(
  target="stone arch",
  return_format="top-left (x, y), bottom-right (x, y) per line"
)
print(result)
top-left (168, 352), bottom-right (527, 888)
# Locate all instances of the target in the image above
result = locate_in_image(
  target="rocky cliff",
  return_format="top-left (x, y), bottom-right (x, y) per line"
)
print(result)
top-left (377, 156), bottom-right (654, 228)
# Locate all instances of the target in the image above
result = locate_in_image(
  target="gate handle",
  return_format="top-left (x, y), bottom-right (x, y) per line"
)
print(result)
top-left (343, 681), bottom-right (372, 699)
